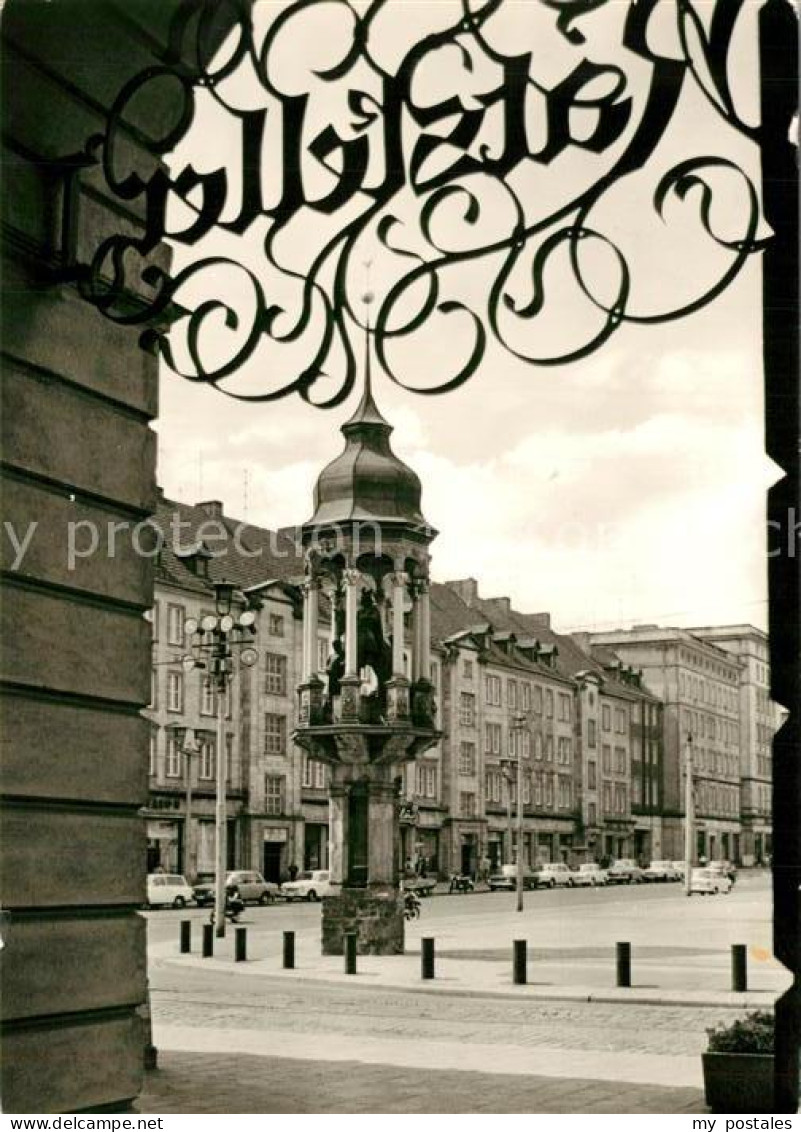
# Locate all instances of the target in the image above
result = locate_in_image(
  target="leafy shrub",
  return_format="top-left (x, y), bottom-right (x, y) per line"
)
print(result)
top-left (707, 1011), bottom-right (774, 1054)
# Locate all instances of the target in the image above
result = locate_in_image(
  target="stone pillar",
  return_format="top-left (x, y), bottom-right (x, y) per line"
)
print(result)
top-left (328, 782), bottom-right (348, 887)
top-left (417, 578), bottom-right (431, 683)
top-left (343, 568), bottom-right (360, 677)
top-left (390, 572), bottom-right (407, 676)
top-left (368, 775), bottom-right (399, 885)
top-left (340, 569), bottom-right (362, 721)
top-left (304, 579), bottom-right (320, 681)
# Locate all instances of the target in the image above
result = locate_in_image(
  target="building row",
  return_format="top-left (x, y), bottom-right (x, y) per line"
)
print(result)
top-left (144, 494), bottom-right (777, 881)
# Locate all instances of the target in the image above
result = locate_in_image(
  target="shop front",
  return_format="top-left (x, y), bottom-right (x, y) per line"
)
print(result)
top-left (262, 825), bottom-right (289, 883)
top-left (304, 821), bottom-right (329, 870)
top-left (146, 819), bottom-right (180, 873)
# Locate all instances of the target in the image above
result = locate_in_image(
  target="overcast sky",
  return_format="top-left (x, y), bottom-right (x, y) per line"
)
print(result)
top-left (155, 0), bottom-right (775, 634)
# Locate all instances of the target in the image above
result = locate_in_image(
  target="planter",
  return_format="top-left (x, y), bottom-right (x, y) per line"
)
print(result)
top-left (702, 1052), bottom-right (774, 1113)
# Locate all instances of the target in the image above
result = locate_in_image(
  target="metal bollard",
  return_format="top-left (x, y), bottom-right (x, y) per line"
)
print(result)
top-left (616, 941), bottom-right (631, 987)
top-left (235, 926), bottom-right (247, 962)
top-left (731, 944), bottom-right (747, 992)
top-left (344, 932), bottom-right (357, 975)
top-left (179, 920), bottom-right (191, 954)
top-left (283, 930), bottom-right (295, 970)
top-left (202, 922), bottom-right (214, 958)
top-left (421, 937), bottom-right (435, 980)
top-left (513, 939), bottom-right (527, 985)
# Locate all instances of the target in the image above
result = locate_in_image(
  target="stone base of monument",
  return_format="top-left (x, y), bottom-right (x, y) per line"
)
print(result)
top-left (321, 886), bottom-right (405, 955)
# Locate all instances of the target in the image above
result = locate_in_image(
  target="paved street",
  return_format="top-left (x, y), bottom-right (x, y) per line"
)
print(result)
top-left (140, 872), bottom-right (785, 1113)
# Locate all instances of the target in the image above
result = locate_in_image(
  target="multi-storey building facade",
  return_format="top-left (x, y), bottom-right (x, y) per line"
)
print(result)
top-left (588, 626), bottom-right (746, 862)
top-left (687, 625), bottom-right (777, 865)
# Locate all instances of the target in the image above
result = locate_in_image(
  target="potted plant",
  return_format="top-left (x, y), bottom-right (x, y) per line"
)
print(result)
top-left (703, 1010), bottom-right (774, 1113)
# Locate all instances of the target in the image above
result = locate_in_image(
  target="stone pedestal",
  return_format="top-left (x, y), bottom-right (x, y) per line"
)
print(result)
top-left (321, 886), bottom-right (404, 955)
top-left (298, 676), bottom-right (324, 726)
top-left (386, 676), bottom-right (411, 722)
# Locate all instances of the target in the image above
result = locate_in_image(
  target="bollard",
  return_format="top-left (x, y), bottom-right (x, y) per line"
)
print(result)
top-left (421, 937), bottom-right (435, 980)
top-left (344, 932), bottom-right (357, 975)
top-left (731, 944), bottom-right (747, 992)
top-left (513, 939), bottom-right (527, 985)
top-left (179, 920), bottom-right (191, 954)
top-left (283, 930), bottom-right (295, 970)
top-left (235, 926), bottom-right (247, 962)
top-left (202, 922), bottom-right (214, 958)
top-left (616, 941), bottom-right (631, 988)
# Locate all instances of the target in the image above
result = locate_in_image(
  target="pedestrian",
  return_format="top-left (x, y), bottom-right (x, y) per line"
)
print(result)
top-left (288, 863), bottom-right (298, 881)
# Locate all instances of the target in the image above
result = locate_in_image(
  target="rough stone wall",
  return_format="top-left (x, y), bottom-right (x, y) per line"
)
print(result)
top-left (322, 888), bottom-right (405, 956)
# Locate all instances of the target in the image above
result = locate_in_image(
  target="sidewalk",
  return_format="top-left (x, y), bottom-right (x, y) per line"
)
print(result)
top-left (138, 1051), bottom-right (707, 1114)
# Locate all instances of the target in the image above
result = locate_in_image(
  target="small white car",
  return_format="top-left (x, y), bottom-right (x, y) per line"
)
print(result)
top-left (572, 863), bottom-right (608, 886)
top-left (281, 869), bottom-right (334, 902)
top-left (690, 867), bottom-right (732, 895)
top-left (146, 873), bottom-right (194, 908)
top-left (534, 862), bottom-right (573, 887)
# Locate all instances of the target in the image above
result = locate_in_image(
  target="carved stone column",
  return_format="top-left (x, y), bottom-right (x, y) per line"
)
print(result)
top-left (340, 567), bottom-right (362, 720)
top-left (386, 571), bottom-right (410, 722)
top-left (298, 577), bottom-right (324, 725)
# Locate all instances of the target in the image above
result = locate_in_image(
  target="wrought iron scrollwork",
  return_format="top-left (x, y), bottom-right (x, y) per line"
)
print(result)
top-left (67, 0), bottom-right (767, 405)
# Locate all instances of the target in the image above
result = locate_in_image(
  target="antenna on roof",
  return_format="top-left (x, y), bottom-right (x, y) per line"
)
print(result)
top-left (361, 259), bottom-right (374, 400)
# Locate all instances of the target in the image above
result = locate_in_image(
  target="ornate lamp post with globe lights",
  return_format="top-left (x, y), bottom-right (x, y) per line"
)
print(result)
top-left (182, 581), bottom-right (258, 936)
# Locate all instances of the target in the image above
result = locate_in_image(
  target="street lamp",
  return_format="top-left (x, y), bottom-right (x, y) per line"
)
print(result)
top-left (684, 732), bottom-right (694, 897)
top-left (503, 712), bottom-right (529, 914)
top-left (182, 581), bottom-right (258, 936)
top-left (164, 723), bottom-right (199, 883)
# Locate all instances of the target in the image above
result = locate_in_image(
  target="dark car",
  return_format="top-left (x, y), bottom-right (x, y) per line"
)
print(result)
top-left (488, 864), bottom-right (540, 891)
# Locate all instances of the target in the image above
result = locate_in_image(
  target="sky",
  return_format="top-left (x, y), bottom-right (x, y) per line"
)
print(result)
top-left (154, 0), bottom-right (776, 634)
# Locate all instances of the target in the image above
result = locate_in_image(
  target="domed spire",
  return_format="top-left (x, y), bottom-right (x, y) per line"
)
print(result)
top-left (304, 317), bottom-right (429, 529)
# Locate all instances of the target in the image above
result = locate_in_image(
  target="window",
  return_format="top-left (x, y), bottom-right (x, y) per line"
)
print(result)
top-left (557, 736), bottom-right (572, 765)
top-left (615, 707), bottom-right (627, 734)
top-left (463, 659), bottom-right (473, 679)
top-left (167, 604), bottom-right (185, 647)
top-left (508, 680), bottom-right (518, 709)
top-left (459, 692), bottom-right (475, 727)
top-left (485, 722), bottom-right (502, 755)
top-left (520, 729), bottom-right (531, 759)
top-left (614, 746), bottom-right (626, 774)
top-left (264, 713), bottom-right (286, 755)
top-left (523, 777), bottom-right (531, 805)
top-left (533, 686), bottom-right (543, 713)
top-left (265, 775), bottom-right (284, 815)
top-left (545, 776), bottom-right (555, 808)
top-left (149, 731), bottom-right (158, 777)
top-left (200, 679), bottom-right (216, 717)
top-left (303, 758), bottom-right (326, 789)
top-left (151, 602), bottom-right (160, 642)
top-left (602, 703), bottom-right (611, 731)
top-left (459, 792), bottom-right (476, 818)
top-left (165, 736), bottom-right (181, 777)
top-left (521, 683), bottom-right (531, 711)
top-left (459, 741), bottom-right (476, 775)
top-left (264, 653), bottom-right (287, 696)
top-left (485, 674), bottom-right (502, 705)
top-left (150, 667), bottom-right (158, 710)
top-left (415, 764), bottom-right (437, 798)
top-left (602, 744), bottom-right (612, 774)
top-left (602, 783), bottom-right (612, 813)
top-left (485, 771), bottom-right (503, 803)
top-left (587, 801), bottom-right (597, 826)
top-left (545, 735), bottom-right (554, 762)
top-left (534, 773), bottom-right (543, 806)
top-left (167, 670), bottom-right (184, 713)
top-left (558, 693), bottom-right (571, 722)
top-left (268, 613), bottom-right (285, 636)
top-left (534, 733), bottom-right (543, 761)
top-left (587, 719), bottom-right (596, 748)
top-left (587, 760), bottom-right (597, 790)
top-left (545, 689), bottom-right (554, 718)
top-left (199, 736), bottom-right (215, 780)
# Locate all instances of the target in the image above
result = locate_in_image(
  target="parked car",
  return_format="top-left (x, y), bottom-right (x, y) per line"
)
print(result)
top-left (147, 873), bottom-right (194, 908)
top-left (606, 859), bottom-right (645, 884)
top-left (572, 863), bottom-right (609, 886)
top-left (193, 870), bottom-right (278, 906)
top-left (534, 862), bottom-right (574, 888)
top-left (642, 860), bottom-right (682, 883)
top-left (281, 869), bottom-right (334, 902)
top-left (488, 864), bottom-right (540, 891)
top-left (690, 867), bottom-right (732, 895)
top-left (708, 860), bottom-right (737, 884)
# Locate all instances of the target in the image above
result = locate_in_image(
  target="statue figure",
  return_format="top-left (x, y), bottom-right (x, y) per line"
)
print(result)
top-left (356, 588), bottom-right (392, 693)
top-left (326, 638), bottom-right (345, 699)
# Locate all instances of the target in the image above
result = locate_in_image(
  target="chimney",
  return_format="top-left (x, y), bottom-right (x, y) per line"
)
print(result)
top-left (198, 500), bottom-right (224, 519)
top-left (527, 612), bottom-right (551, 629)
top-left (446, 578), bottom-right (479, 606)
top-left (484, 596), bottom-right (511, 617)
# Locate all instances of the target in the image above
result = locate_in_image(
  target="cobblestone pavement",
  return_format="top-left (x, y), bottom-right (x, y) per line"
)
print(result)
top-left (138, 1052), bottom-right (706, 1114)
top-left (150, 963), bottom-right (742, 1056)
